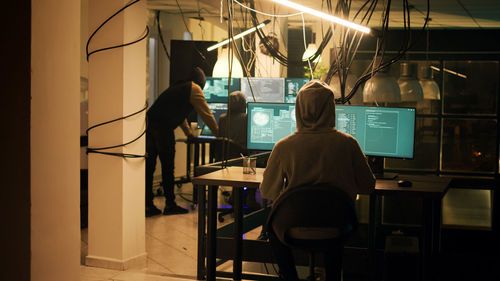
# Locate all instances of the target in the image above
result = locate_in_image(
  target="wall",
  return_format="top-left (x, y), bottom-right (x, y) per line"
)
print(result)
top-left (0, 1), bottom-right (31, 281)
top-left (31, 1), bottom-right (81, 281)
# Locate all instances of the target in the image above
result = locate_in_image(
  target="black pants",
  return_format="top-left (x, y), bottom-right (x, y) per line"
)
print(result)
top-left (268, 230), bottom-right (343, 281)
top-left (145, 125), bottom-right (176, 208)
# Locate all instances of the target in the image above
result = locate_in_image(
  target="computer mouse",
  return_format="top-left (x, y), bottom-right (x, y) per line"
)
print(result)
top-left (397, 179), bottom-right (412, 188)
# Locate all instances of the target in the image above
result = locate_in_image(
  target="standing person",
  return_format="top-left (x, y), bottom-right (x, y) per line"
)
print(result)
top-left (145, 67), bottom-right (218, 217)
top-left (259, 80), bottom-right (375, 280)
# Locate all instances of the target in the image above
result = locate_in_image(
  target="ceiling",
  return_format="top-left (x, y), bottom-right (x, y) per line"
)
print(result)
top-left (147, 0), bottom-right (500, 29)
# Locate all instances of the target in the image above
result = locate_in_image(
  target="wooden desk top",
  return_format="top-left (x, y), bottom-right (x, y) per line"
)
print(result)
top-left (193, 168), bottom-right (451, 197)
top-left (192, 166), bottom-right (264, 188)
top-left (375, 175), bottom-right (451, 198)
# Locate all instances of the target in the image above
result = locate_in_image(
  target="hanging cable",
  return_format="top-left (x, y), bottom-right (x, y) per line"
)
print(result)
top-left (156, 11), bottom-right (171, 60)
top-left (175, 0), bottom-right (191, 33)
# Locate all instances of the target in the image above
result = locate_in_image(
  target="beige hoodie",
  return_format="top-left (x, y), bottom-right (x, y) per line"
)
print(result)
top-left (260, 80), bottom-right (375, 201)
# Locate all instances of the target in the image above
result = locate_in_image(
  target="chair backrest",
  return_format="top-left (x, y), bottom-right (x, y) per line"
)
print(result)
top-left (266, 184), bottom-right (358, 249)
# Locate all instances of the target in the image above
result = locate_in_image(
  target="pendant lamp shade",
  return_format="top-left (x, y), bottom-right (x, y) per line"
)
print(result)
top-left (418, 63), bottom-right (440, 100)
top-left (363, 60), bottom-right (401, 103)
top-left (212, 48), bottom-right (244, 78)
top-left (398, 62), bottom-right (424, 102)
top-left (302, 43), bottom-right (321, 63)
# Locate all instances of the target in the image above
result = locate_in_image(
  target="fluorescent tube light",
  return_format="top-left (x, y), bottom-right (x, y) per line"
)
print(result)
top-left (430, 66), bottom-right (467, 79)
top-left (207, 20), bottom-right (271, 51)
top-left (271, 0), bottom-right (370, 34)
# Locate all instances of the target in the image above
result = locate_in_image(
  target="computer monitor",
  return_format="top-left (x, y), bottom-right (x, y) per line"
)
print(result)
top-left (247, 102), bottom-right (296, 151)
top-left (241, 77), bottom-right (285, 103)
top-left (203, 77), bottom-right (241, 103)
top-left (197, 103), bottom-right (228, 135)
top-left (246, 103), bottom-right (415, 159)
top-left (335, 105), bottom-right (415, 159)
top-left (284, 78), bottom-right (310, 103)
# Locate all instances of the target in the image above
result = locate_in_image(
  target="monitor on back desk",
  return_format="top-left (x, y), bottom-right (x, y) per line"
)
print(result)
top-left (241, 77), bottom-right (285, 103)
top-left (197, 102), bottom-right (227, 133)
top-left (203, 77), bottom-right (241, 103)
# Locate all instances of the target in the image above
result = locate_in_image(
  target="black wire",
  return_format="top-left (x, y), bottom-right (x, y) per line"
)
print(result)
top-left (175, 0), bottom-right (191, 33)
top-left (87, 128), bottom-right (146, 151)
top-left (86, 150), bottom-right (146, 158)
top-left (156, 11), bottom-right (171, 60)
top-left (86, 0), bottom-right (144, 61)
top-left (86, 103), bottom-right (148, 135)
top-left (87, 26), bottom-right (150, 61)
top-left (86, 103), bottom-right (148, 158)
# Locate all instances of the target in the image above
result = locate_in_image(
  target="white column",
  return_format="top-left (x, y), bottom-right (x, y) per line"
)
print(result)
top-left (86, 0), bottom-right (147, 270)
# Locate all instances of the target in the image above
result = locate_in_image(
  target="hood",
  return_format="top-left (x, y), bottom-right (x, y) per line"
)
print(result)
top-left (295, 80), bottom-right (336, 131)
top-left (227, 91), bottom-right (246, 114)
top-left (189, 67), bottom-right (206, 89)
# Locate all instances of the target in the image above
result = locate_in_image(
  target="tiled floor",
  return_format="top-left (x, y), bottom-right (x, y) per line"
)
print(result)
top-left (80, 184), bottom-right (268, 281)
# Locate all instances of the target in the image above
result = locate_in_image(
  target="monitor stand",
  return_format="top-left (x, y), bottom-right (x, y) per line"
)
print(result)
top-left (367, 156), bottom-right (398, 180)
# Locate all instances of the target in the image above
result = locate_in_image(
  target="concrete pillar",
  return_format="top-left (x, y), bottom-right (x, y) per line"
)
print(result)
top-left (86, 0), bottom-right (147, 270)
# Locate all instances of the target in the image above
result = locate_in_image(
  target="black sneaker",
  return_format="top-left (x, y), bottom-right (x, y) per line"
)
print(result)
top-left (163, 205), bottom-right (189, 215)
top-left (146, 205), bottom-right (162, 217)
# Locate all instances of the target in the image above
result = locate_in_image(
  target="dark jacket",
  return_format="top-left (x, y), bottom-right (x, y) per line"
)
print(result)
top-left (147, 81), bottom-right (193, 130)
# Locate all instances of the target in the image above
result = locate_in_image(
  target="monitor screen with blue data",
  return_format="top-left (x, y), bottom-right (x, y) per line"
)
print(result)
top-left (197, 103), bottom-right (227, 135)
top-left (335, 105), bottom-right (415, 159)
top-left (241, 77), bottom-right (285, 103)
top-left (246, 102), bottom-right (296, 150)
top-left (203, 77), bottom-right (241, 103)
top-left (284, 78), bottom-right (310, 103)
top-left (246, 102), bottom-right (415, 158)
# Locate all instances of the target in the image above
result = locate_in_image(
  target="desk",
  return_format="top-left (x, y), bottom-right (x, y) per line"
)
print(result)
top-left (194, 169), bottom-right (450, 281)
top-left (193, 167), bottom-right (265, 281)
top-left (369, 176), bottom-right (451, 281)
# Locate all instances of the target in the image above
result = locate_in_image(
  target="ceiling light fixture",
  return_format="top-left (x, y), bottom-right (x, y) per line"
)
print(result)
top-left (398, 62), bottom-right (424, 102)
top-left (363, 57), bottom-right (401, 103)
top-left (212, 48), bottom-right (244, 78)
top-left (418, 63), bottom-right (440, 100)
top-left (430, 66), bottom-right (467, 79)
top-left (270, 0), bottom-right (370, 34)
top-left (207, 19), bottom-right (271, 51)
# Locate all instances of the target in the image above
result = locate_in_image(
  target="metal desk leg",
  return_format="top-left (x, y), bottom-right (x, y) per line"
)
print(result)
top-left (427, 197), bottom-right (443, 281)
top-left (206, 186), bottom-right (218, 281)
top-left (197, 185), bottom-right (206, 280)
top-left (233, 187), bottom-right (243, 280)
top-left (432, 198), bottom-right (443, 256)
top-left (422, 199), bottom-right (433, 281)
top-left (368, 193), bottom-right (377, 280)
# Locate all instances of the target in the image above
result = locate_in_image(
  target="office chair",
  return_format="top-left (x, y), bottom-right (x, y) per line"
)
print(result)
top-left (266, 184), bottom-right (358, 281)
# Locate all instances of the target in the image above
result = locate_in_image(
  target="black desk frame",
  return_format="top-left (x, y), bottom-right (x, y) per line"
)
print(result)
top-left (196, 172), bottom-right (450, 281)
top-left (368, 178), bottom-right (450, 281)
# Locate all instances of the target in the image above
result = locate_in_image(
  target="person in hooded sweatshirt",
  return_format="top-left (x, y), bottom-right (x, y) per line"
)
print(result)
top-left (217, 91), bottom-right (261, 211)
top-left (217, 90), bottom-right (247, 156)
top-left (260, 80), bottom-right (375, 280)
top-left (146, 67), bottom-right (218, 217)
